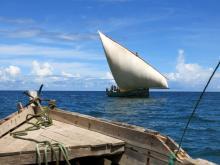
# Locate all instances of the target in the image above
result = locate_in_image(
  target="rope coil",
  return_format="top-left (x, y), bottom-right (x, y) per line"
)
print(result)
top-left (10, 87), bottom-right (71, 165)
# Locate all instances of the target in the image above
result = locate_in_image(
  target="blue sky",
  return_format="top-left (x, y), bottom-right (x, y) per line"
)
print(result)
top-left (0, 0), bottom-right (219, 91)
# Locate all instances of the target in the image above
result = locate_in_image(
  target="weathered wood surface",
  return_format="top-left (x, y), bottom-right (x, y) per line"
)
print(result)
top-left (0, 118), bottom-right (124, 164)
top-left (51, 109), bottom-right (189, 165)
top-left (0, 106), bottom-right (214, 165)
top-left (0, 106), bottom-right (35, 137)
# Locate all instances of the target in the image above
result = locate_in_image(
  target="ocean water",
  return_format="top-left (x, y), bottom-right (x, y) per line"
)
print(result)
top-left (0, 91), bottom-right (219, 164)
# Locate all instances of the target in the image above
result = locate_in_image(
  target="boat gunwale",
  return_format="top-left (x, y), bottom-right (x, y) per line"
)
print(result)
top-left (0, 106), bottom-right (125, 164)
top-left (0, 105), bottom-right (213, 165)
top-left (51, 108), bottom-right (189, 162)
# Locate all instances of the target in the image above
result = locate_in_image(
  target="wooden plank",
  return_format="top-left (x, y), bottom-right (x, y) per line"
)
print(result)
top-left (0, 143), bottom-right (124, 165)
top-left (0, 106), bottom-right (35, 137)
top-left (118, 146), bottom-right (182, 165)
top-left (50, 109), bottom-right (188, 164)
top-left (0, 106), bottom-right (212, 165)
top-left (0, 112), bottom-right (18, 124)
top-left (0, 116), bottom-right (125, 164)
top-left (0, 119), bottom-right (50, 154)
top-left (45, 120), bottom-right (125, 146)
top-left (0, 119), bottom-right (124, 153)
top-left (50, 109), bottom-right (172, 152)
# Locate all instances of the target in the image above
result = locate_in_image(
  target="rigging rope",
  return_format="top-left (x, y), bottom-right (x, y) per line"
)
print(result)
top-left (10, 95), bottom-right (71, 165)
top-left (168, 153), bottom-right (176, 165)
top-left (176, 60), bottom-right (220, 155)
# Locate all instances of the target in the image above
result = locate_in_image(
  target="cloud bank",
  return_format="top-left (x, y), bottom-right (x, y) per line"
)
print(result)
top-left (32, 61), bottom-right (53, 77)
top-left (0, 65), bottom-right (21, 81)
top-left (0, 60), bottom-right (114, 91)
top-left (0, 51), bottom-right (219, 91)
top-left (0, 14), bottom-right (219, 91)
top-left (166, 50), bottom-right (219, 91)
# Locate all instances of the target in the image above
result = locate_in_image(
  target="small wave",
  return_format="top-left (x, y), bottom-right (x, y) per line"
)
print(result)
top-left (193, 115), bottom-right (219, 123)
top-left (169, 115), bottom-right (219, 123)
top-left (196, 148), bottom-right (220, 157)
top-left (187, 127), bottom-right (218, 132)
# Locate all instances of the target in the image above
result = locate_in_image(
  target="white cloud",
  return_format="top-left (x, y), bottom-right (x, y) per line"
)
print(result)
top-left (5, 65), bottom-right (21, 77)
top-left (31, 61), bottom-right (53, 77)
top-left (0, 65), bottom-right (21, 81)
top-left (0, 44), bottom-right (104, 61)
top-left (99, 72), bottom-right (116, 87)
top-left (105, 71), bottom-right (114, 79)
top-left (101, 71), bottom-right (114, 80)
top-left (166, 49), bottom-right (219, 89)
top-left (0, 16), bottom-right (34, 24)
top-left (0, 63), bottom-right (115, 91)
top-left (61, 71), bottom-right (73, 77)
top-left (0, 28), bottom-right (97, 43)
top-left (7, 29), bottom-right (41, 38)
top-left (61, 71), bottom-right (80, 78)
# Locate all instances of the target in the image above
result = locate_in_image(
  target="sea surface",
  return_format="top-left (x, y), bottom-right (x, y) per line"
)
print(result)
top-left (0, 91), bottom-right (219, 164)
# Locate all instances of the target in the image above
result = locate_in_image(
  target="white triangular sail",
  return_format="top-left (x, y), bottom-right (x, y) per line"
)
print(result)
top-left (99, 31), bottom-right (168, 91)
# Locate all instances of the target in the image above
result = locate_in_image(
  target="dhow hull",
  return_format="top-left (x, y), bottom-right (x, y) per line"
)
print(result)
top-left (106, 88), bottom-right (149, 98)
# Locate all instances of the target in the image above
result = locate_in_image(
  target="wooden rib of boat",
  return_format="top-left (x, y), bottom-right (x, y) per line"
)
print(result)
top-left (0, 93), bottom-right (215, 165)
